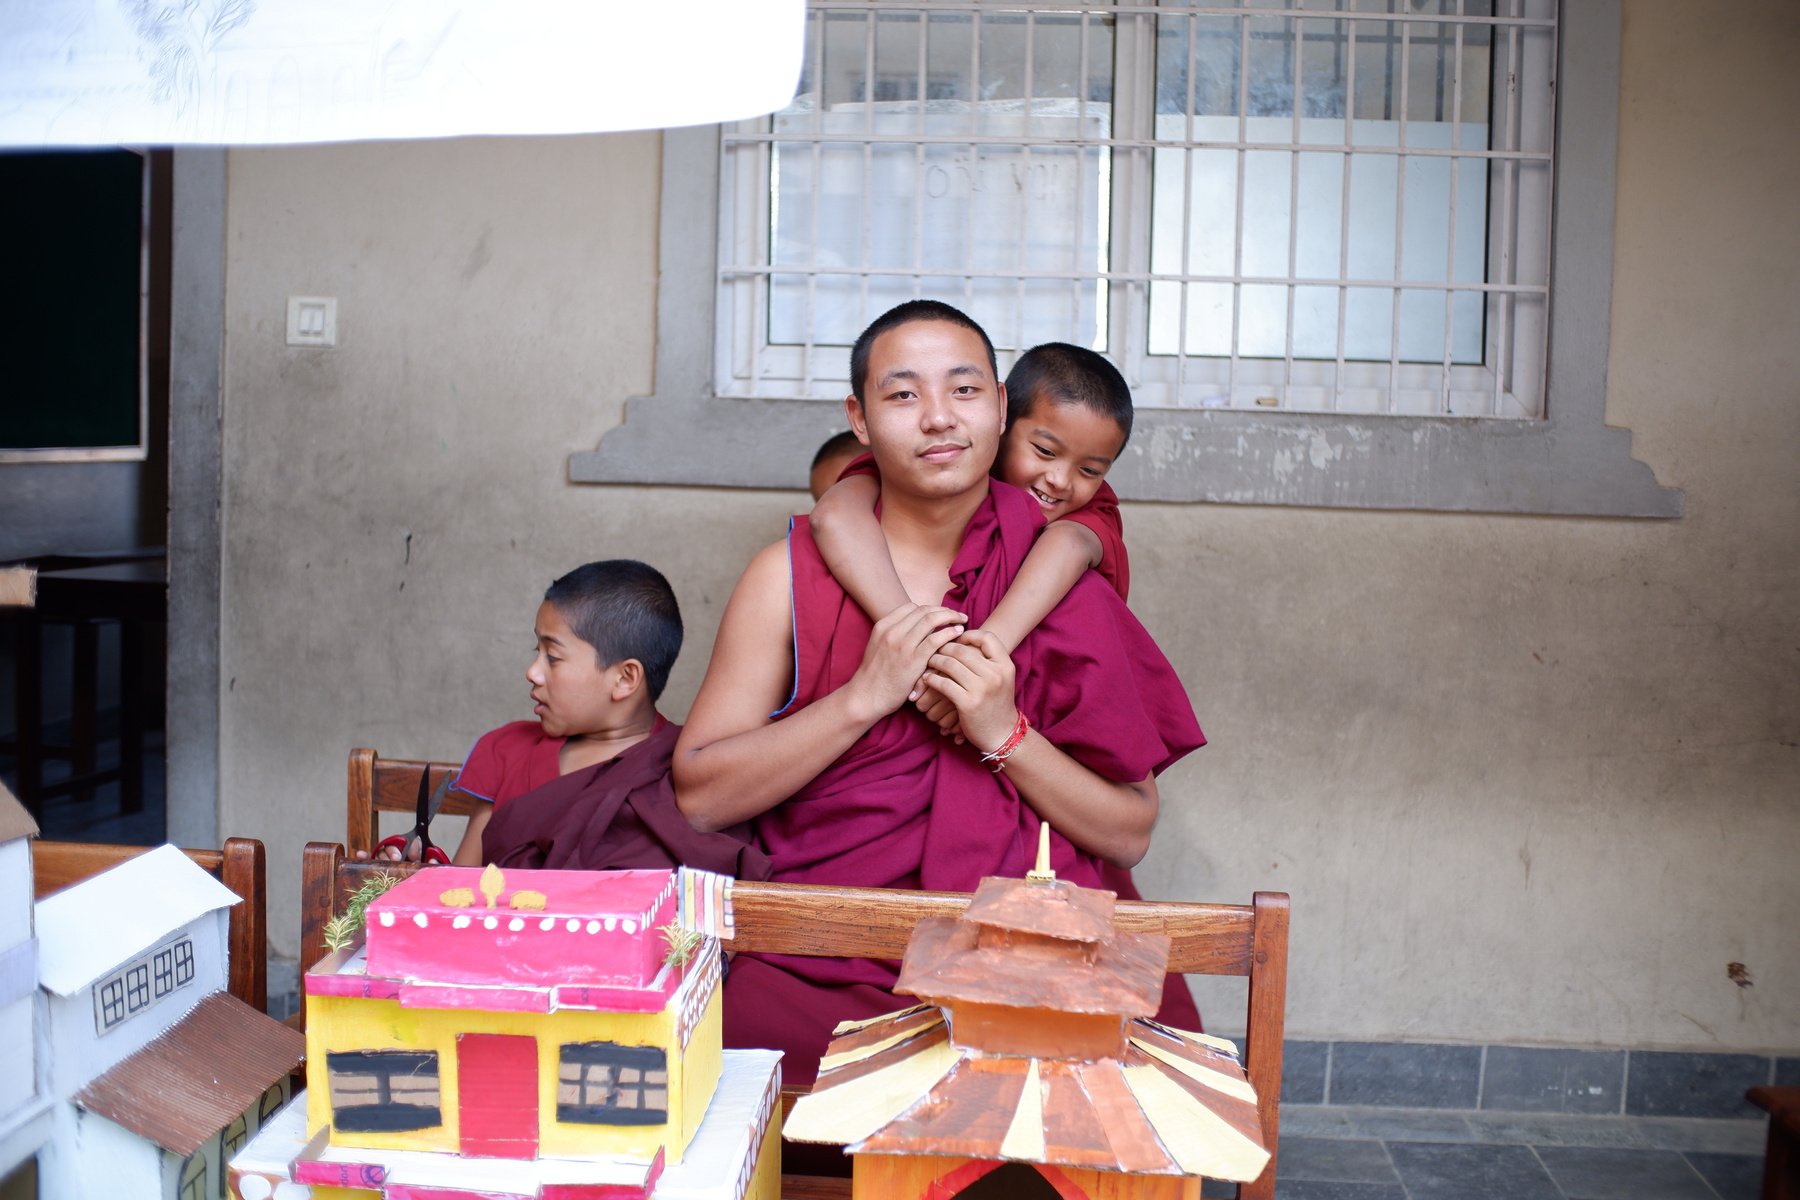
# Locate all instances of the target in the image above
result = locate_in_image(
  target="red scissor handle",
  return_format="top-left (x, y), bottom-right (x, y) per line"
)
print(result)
top-left (375, 832), bottom-right (450, 866)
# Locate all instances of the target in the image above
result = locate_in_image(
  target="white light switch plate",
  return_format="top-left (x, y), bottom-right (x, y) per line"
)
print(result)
top-left (287, 296), bottom-right (337, 346)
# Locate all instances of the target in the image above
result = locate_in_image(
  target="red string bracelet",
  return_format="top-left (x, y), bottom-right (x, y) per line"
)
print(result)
top-left (979, 711), bottom-right (1030, 771)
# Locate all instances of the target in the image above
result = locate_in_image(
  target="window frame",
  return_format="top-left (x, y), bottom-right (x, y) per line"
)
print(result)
top-left (556, 1041), bottom-right (670, 1127)
top-left (569, 0), bottom-right (1678, 518)
top-left (325, 1049), bottom-right (443, 1133)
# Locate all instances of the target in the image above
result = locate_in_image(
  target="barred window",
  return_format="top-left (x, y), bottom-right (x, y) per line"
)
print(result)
top-left (258, 1085), bottom-right (287, 1126)
top-left (718, 0), bottom-right (1552, 420)
top-left (99, 977), bottom-right (127, 1028)
top-left (223, 1114), bottom-right (249, 1159)
top-left (572, 2), bottom-right (1678, 517)
top-left (557, 1043), bottom-right (670, 1126)
top-left (326, 1050), bottom-right (442, 1133)
top-left (125, 962), bottom-right (150, 1012)
top-left (178, 1152), bottom-right (206, 1200)
top-left (173, 938), bottom-right (195, 986)
top-left (93, 936), bottom-right (198, 1033)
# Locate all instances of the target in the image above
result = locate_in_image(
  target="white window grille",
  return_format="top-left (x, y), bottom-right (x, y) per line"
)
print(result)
top-left (716, 0), bottom-right (1555, 421)
top-left (572, 0), bottom-right (1676, 516)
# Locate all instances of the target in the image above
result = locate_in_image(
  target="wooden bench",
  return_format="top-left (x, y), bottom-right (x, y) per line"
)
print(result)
top-left (33, 837), bottom-right (269, 1013)
top-left (298, 841), bottom-right (1289, 1199)
top-left (345, 747), bottom-right (480, 859)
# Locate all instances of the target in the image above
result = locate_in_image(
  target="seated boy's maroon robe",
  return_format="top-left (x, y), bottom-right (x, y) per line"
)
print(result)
top-left (724, 480), bottom-right (1205, 1084)
top-left (482, 720), bottom-right (770, 880)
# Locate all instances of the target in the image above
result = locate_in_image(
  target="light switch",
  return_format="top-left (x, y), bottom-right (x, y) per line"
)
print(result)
top-left (287, 296), bottom-right (337, 346)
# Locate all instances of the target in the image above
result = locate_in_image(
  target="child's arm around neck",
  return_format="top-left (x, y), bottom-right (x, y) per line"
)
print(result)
top-left (980, 518), bottom-right (1104, 655)
top-left (809, 470), bottom-right (913, 621)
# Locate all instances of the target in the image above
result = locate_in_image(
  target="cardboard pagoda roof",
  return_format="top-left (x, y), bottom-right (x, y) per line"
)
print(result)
top-left (786, 852), bottom-right (1271, 1183)
top-left (74, 992), bottom-right (304, 1156)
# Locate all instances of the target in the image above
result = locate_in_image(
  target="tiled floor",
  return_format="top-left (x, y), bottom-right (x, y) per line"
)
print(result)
top-left (1201, 1106), bottom-right (1769, 1200)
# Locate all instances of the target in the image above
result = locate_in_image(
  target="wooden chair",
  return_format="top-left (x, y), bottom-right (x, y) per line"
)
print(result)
top-left (345, 747), bottom-right (481, 859)
top-left (33, 837), bottom-right (269, 1014)
top-left (1749, 1086), bottom-right (1800, 1200)
top-left (298, 841), bottom-right (1289, 1200)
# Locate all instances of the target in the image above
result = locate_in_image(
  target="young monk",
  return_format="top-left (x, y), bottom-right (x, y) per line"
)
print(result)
top-left (445, 559), bottom-right (766, 878)
top-left (811, 343), bottom-right (1133, 735)
top-left (675, 300), bottom-right (1203, 1085)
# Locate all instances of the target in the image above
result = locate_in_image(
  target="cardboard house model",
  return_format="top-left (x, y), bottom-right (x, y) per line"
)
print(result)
top-left (33, 843), bottom-right (305, 1199)
top-left (229, 864), bottom-right (780, 1200)
top-left (785, 839), bottom-right (1270, 1199)
top-left (0, 782), bottom-right (48, 1184)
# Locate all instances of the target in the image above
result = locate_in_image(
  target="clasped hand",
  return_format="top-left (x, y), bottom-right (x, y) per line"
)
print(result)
top-left (911, 628), bottom-right (1019, 753)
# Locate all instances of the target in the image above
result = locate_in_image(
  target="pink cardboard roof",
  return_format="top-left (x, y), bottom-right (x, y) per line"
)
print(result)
top-left (362, 865), bottom-right (680, 993)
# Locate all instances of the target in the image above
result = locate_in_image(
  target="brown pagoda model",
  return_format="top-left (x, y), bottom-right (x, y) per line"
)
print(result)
top-left (785, 828), bottom-right (1270, 1199)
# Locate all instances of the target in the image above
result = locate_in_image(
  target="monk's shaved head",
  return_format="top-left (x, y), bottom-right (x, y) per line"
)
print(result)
top-left (849, 300), bottom-right (997, 406)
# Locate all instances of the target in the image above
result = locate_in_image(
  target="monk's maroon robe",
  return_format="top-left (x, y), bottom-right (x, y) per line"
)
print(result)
top-left (724, 480), bottom-right (1205, 1083)
top-left (482, 720), bottom-right (770, 879)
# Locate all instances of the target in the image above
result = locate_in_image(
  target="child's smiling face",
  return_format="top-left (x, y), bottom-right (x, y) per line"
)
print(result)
top-left (997, 395), bottom-right (1127, 521)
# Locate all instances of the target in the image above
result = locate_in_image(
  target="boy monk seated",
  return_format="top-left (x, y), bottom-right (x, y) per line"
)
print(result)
top-left (811, 341), bottom-right (1135, 739)
top-left (448, 559), bottom-right (767, 878)
top-left (674, 300), bottom-right (1203, 1085)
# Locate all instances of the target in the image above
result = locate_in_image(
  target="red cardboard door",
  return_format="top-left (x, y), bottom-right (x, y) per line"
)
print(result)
top-left (457, 1033), bottom-right (539, 1159)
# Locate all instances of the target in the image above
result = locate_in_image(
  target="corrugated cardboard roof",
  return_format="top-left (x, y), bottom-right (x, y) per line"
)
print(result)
top-left (74, 992), bottom-right (304, 1156)
top-left (0, 779), bottom-right (36, 842)
top-left (36, 844), bottom-right (238, 995)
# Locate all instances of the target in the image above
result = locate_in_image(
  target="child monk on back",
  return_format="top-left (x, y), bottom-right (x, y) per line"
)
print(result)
top-left (809, 342), bottom-right (1134, 734)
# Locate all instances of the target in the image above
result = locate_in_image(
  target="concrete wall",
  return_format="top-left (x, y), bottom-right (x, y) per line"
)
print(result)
top-left (214, 1), bottom-right (1798, 1052)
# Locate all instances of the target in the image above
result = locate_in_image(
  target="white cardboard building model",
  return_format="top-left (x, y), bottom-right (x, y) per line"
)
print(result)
top-left (32, 844), bottom-right (304, 1200)
top-left (0, 782), bottom-right (48, 1183)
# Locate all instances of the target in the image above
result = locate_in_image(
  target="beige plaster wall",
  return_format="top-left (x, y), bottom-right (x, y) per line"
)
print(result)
top-left (217, 1), bottom-right (1798, 1051)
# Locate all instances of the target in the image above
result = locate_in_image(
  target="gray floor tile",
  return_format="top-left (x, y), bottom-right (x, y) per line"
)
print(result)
top-left (1683, 1152), bottom-right (1764, 1200)
top-left (1637, 1118), bottom-right (1769, 1156)
top-left (1627, 1052), bottom-right (1770, 1119)
top-left (1482, 1046), bottom-right (1626, 1115)
top-left (1386, 1142), bottom-right (1560, 1200)
top-left (1275, 1183), bottom-right (1407, 1200)
top-left (1201, 1177), bottom-right (1239, 1199)
top-left (1281, 1107), bottom-right (1356, 1139)
top-left (1342, 1108), bottom-right (1477, 1143)
top-left (1330, 1042), bottom-right (1482, 1109)
top-left (1535, 1146), bottom-right (1717, 1200)
top-left (1283, 1041), bottom-right (1329, 1105)
top-left (1463, 1112), bottom-right (1652, 1148)
top-left (1776, 1057), bottom-right (1800, 1089)
top-left (1274, 1136), bottom-right (1398, 1184)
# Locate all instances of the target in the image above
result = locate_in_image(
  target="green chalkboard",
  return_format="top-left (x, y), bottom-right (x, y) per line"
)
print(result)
top-left (0, 149), bottom-right (146, 453)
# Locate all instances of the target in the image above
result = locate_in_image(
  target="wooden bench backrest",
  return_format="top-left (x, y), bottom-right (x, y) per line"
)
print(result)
top-left (35, 837), bottom-right (269, 1013)
top-left (298, 841), bottom-right (1288, 1198)
top-left (346, 747), bottom-right (481, 858)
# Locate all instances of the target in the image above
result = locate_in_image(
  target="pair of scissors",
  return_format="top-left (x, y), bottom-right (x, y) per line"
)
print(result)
top-left (376, 769), bottom-right (452, 865)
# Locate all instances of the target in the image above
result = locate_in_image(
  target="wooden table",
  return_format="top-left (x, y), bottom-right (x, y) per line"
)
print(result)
top-left (3, 553), bottom-right (166, 820)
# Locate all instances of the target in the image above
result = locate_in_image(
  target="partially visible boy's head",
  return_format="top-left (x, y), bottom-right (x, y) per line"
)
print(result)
top-left (530, 560), bottom-right (683, 737)
top-left (998, 343), bottom-right (1133, 521)
top-left (809, 429), bottom-right (864, 502)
